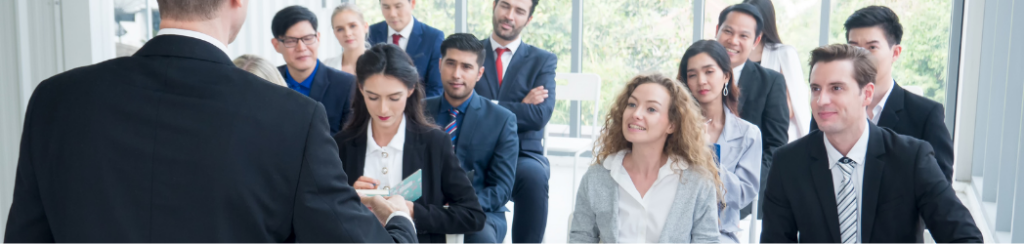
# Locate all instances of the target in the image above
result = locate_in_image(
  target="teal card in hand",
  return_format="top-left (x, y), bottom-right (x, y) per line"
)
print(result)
top-left (393, 169), bottom-right (423, 201)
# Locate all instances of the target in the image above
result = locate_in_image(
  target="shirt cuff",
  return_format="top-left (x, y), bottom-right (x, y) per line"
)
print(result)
top-left (385, 211), bottom-right (415, 229)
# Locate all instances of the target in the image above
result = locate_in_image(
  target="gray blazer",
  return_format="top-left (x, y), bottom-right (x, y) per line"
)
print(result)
top-left (568, 154), bottom-right (720, 243)
top-left (716, 107), bottom-right (762, 235)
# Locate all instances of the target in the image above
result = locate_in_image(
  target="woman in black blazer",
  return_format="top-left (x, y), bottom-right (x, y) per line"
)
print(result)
top-left (333, 43), bottom-right (485, 243)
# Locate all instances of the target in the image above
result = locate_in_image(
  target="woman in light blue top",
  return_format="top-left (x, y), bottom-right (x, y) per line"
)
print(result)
top-left (678, 40), bottom-right (763, 243)
top-left (569, 73), bottom-right (723, 243)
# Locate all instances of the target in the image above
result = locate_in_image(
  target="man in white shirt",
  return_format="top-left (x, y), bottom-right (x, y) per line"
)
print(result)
top-left (367, 0), bottom-right (445, 97)
top-left (760, 44), bottom-right (981, 243)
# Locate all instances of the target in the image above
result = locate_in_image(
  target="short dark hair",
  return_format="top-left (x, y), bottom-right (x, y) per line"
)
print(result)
top-left (440, 33), bottom-right (486, 67)
top-left (678, 40), bottom-right (741, 115)
top-left (156, 0), bottom-right (225, 21)
top-left (341, 43), bottom-right (435, 136)
top-left (742, 0), bottom-right (782, 45)
top-left (271, 5), bottom-right (318, 38)
top-left (493, 0), bottom-right (541, 17)
top-left (717, 3), bottom-right (764, 38)
top-left (844, 5), bottom-right (903, 46)
top-left (809, 44), bottom-right (877, 89)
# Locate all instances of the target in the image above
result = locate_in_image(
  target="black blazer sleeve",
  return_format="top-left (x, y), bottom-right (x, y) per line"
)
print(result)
top-left (291, 103), bottom-right (417, 242)
top-left (4, 89), bottom-right (54, 243)
top-left (759, 145), bottom-right (799, 243)
top-left (413, 130), bottom-right (486, 234)
top-left (913, 142), bottom-right (983, 243)
top-left (498, 53), bottom-right (557, 132)
top-left (761, 72), bottom-right (790, 169)
top-left (922, 104), bottom-right (954, 183)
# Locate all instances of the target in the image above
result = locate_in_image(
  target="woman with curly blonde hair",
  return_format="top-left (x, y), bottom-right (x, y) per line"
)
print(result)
top-left (569, 72), bottom-right (723, 243)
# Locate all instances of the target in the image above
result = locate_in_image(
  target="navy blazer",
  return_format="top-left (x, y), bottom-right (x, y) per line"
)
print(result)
top-left (810, 82), bottom-right (954, 183)
top-left (761, 123), bottom-right (982, 243)
top-left (4, 35), bottom-right (415, 243)
top-left (476, 38), bottom-right (558, 155)
top-left (425, 94), bottom-right (519, 213)
top-left (334, 123), bottom-right (486, 243)
top-left (277, 61), bottom-right (355, 135)
top-left (369, 19), bottom-right (444, 97)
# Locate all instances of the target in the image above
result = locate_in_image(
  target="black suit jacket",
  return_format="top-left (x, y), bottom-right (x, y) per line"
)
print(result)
top-left (425, 94), bottom-right (519, 213)
top-left (4, 35), bottom-right (416, 243)
top-left (736, 60), bottom-right (790, 218)
top-left (760, 123), bottom-right (982, 243)
top-left (810, 82), bottom-right (954, 183)
top-left (277, 61), bottom-right (355, 135)
top-left (476, 38), bottom-right (558, 155)
top-left (335, 123), bottom-right (486, 243)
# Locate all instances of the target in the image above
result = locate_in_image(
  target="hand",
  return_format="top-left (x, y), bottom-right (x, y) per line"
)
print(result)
top-left (353, 176), bottom-right (379, 190)
top-left (521, 86), bottom-right (548, 105)
top-left (360, 195), bottom-right (411, 226)
top-left (404, 200), bottom-right (415, 219)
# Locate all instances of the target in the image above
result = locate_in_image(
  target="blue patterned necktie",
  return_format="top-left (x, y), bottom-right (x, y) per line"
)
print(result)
top-left (837, 157), bottom-right (858, 244)
top-left (445, 109), bottom-right (459, 142)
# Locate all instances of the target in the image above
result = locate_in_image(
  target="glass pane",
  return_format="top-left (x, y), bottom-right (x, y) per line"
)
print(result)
top-left (584, 0), bottom-right (694, 125)
top-left (469, 0), bottom-right (573, 124)
top-left (356, 0), bottom-right (456, 36)
top-left (114, 0), bottom-right (159, 57)
top-left (704, 0), bottom-right (743, 40)
top-left (829, 0), bottom-right (953, 105)
top-left (774, 0), bottom-right (821, 78)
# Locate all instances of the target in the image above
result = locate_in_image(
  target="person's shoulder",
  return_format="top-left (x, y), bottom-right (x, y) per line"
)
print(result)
top-left (416, 20), bottom-right (445, 36)
top-left (755, 62), bottom-right (785, 80)
top-left (524, 43), bottom-right (556, 60)
top-left (478, 98), bottom-right (517, 121)
top-left (900, 86), bottom-right (944, 112)
top-left (776, 130), bottom-right (820, 161)
top-left (878, 126), bottom-right (929, 151)
top-left (321, 65), bottom-right (356, 85)
top-left (369, 21), bottom-right (388, 30)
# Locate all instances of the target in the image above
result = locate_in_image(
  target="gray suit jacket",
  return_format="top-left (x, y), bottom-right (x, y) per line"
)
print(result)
top-left (569, 151), bottom-right (720, 243)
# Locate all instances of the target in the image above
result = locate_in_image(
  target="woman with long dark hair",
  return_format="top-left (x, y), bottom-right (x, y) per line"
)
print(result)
top-left (334, 43), bottom-right (485, 243)
top-left (744, 0), bottom-right (812, 142)
top-left (679, 40), bottom-right (762, 243)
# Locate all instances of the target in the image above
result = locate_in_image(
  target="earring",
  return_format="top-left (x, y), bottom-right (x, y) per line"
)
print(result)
top-left (723, 83), bottom-right (730, 96)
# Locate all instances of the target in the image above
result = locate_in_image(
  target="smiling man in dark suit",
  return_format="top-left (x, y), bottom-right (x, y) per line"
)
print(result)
top-left (810, 6), bottom-right (955, 184)
top-left (760, 44), bottom-right (981, 243)
top-left (4, 0), bottom-right (415, 242)
top-left (715, 3), bottom-right (790, 219)
top-left (475, 0), bottom-right (556, 242)
top-left (368, 0), bottom-right (445, 97)
top-left (426, 33), bottom-right (520, 243)
top-left (272, 5), bottom-right (356, 135)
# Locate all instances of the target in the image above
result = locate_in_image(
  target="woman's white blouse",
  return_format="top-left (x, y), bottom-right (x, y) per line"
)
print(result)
top-left (362, 115), bottom-right (407, 192)
top-left (608, 150), bottom-right (687, 243)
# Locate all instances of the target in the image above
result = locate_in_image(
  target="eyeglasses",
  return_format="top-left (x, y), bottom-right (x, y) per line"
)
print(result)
top-left (277, 34), bottom-right (317, 48)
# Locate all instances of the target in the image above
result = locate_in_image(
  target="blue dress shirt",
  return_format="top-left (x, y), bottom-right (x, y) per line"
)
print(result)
top-left (436, 92), bottom-right (473, 146)
top-left (284, 62), bottom-right (319, 96)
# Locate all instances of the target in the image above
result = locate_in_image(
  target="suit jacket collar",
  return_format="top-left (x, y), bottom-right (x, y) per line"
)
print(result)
top-left (454, 93), bottom-right (485, 151)
top-left (134, 35), bottom-right (233, 65)
top-left (479, 38), bottom-right (533, 98)
top-left (860, 123), bottom-right (888, 242)
top-left (806, 131), bottom-right (842, 243)
top-left (480, 40), bottom-right (500, 97)
top-left (878, 82), bottom-right (906, 128)
top-left (737, 60), bottom-right (762, 106)
top-left (404, 20), bottom-right (426, 60)
top-left (309, 61), bottom-right (330, 101)
top-left (719, 106), bottom-right (746, 143)
top-left (344, 122), bottom-right (426, 179)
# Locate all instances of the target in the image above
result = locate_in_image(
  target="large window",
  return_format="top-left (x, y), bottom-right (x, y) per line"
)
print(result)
top-left (355, 0), bottom-right (456, 36)
top-left (114, 0), bottom-right (159, 57)
top-left (829, 0), bottom-right (953, 105)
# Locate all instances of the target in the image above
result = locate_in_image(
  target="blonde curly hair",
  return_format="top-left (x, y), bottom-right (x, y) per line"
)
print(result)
top-left (592, 72), bottom-right (724, 203)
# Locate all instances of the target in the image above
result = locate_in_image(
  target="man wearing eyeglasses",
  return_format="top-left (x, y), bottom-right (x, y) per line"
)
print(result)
top-left (272, 5), bottom-right (356, 135)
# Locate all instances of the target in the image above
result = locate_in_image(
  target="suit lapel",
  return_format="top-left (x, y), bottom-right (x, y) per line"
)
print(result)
top-left (347, 133), bottom-right (369, 181)
top-left (878, 82), bottom-right (905, 129)
top-left (808, 133), bottom-right (843, 243)
top-left (405, 20), bottom-right (424, 62)
top-left (498, 42), bottom-right (532, 98)
top-left (370, 22), bottom-right (388, 44)
top-left (455, 94), bottom-right (483, 153)
top-left (309, 61), bottom-right (330, 101)
top-left (719, 111), bottom-right (746, 164)
top-left (860, 124), bottom-right (887, 242)
top-left (479, 40), bottom-right (500, 98)
top-left (402, 127), bottom-right (426, 178)
top-left (738, 60), bottom-right (761, 114)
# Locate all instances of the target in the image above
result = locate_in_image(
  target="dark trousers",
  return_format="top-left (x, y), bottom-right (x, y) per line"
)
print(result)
top-left (510, 151), bottom-right (549, 243)
top-left (464, 212), bottom-right (508, 243)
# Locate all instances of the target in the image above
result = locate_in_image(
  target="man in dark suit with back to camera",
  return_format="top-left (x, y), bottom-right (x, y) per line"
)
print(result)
top-left (272, 5), bottom-right (356, 135)
top-left (4, 0), bottom-right (416, 242)
top-left (810, 6), bottom-right (955, 183)
top-left (368, 0), bottom-right (445, 97)
top-left (426, 33), bottom-right (520, 243)
top-left (715, 3), bottom-right (790, 219)
top-left (475, 0), bottom-right (556, 242)
top-left (760, 44), bottom-right (982, 243)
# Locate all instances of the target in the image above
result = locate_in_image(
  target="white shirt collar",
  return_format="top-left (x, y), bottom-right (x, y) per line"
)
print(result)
top-left (489, 36), bottom-right (523, 56)
top-left (602, 150), bottom-right (688, 172)
top-left (870, 79), bottom-right (895, 124)
top-left (156, 28), bottom-right (230, 58)
top-left (824, 121), bottom-right (870, 169)
top-left (366, 115), bottom-right (407, 152)
top-left (387, 18), bottom-right (416, 40)
top-left (733, 62), bottom-right (747, 84)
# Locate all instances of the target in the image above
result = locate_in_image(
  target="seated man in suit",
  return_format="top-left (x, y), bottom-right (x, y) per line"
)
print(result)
top-left (715, 3), bottom-right (790, 219)
top-left (760, 44), bottom-right (982, 243)
top-left (810, 6), bottom-right (955, 183)
top-left (272, 5), bottom-right (356, 135)
top-left (475, 0), bottom-right (556, 242)
top-left (426, 33), bottom-right (520, 243)
top-left (4, 0), bottom-right (414, 242)
top-left (368, 0), bottom-right (444, 97)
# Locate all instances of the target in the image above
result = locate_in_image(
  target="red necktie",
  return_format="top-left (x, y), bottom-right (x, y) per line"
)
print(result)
top-left (392, 34), bottom-right (401, 45)
top-left (496, 48), bottom-right (511, 86)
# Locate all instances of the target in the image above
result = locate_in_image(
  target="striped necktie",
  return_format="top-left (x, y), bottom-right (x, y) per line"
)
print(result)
top-left (837, 157), bottom-right (859, 244)
top-left (445, 109), bottom-right (459, 142)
